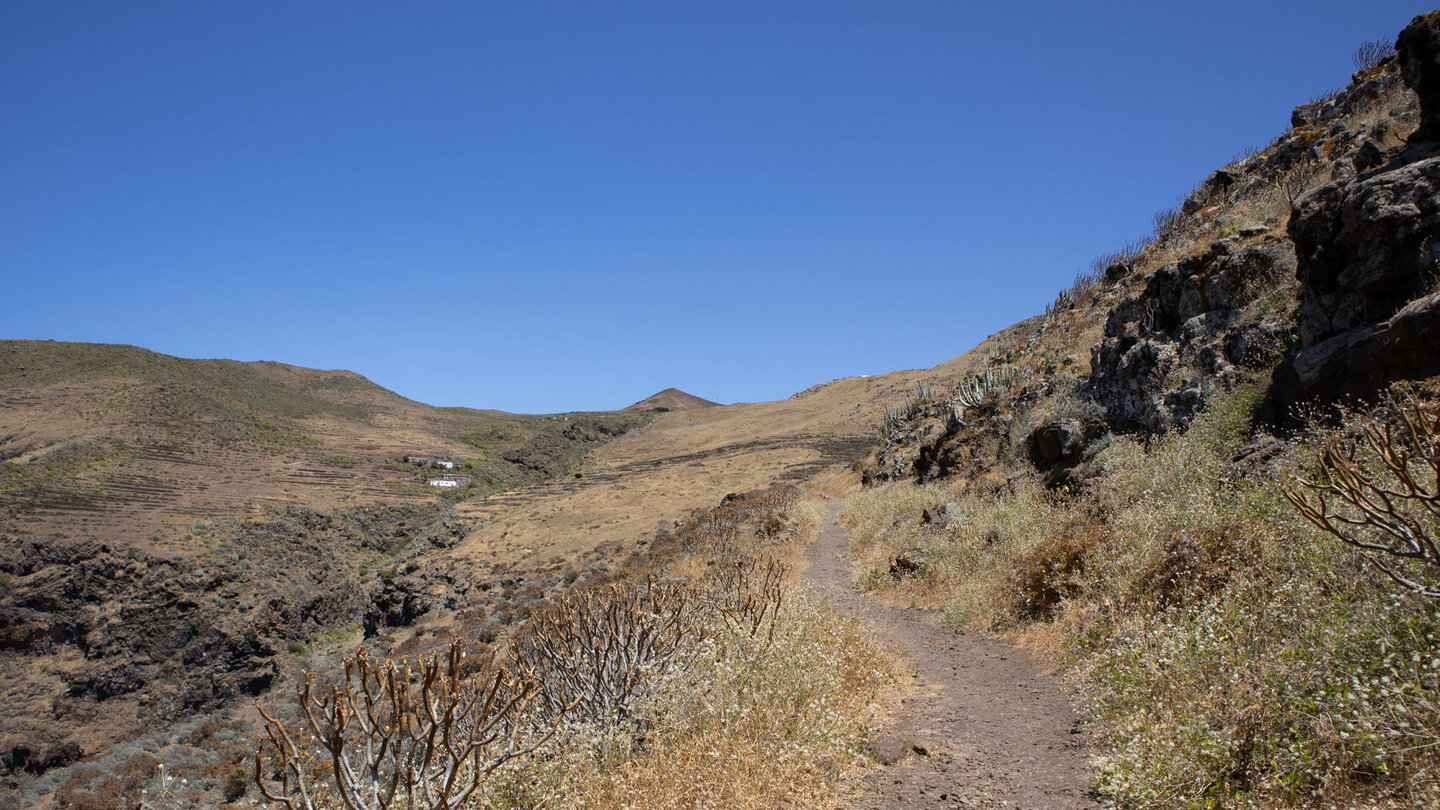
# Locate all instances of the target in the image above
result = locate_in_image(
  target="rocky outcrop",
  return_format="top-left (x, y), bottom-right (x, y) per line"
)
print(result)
top-left (1398, 11), bottom-right (1440, 152)
top-left (1025, 417), bottom-right (1109, 469)
top-left (1088, 238), bottom-right (1296, 432)
top-left (1272, 11), bottom-right (1440, 412)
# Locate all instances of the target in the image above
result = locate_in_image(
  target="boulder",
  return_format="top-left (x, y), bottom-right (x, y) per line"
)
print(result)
top-left (1226, 435), bottom-right (1290, 482)
top-left (889, 548), bottom-right (928, 578)
top-left (921, 503), bottom-right (963, 527)
top-left (1397, 10), bottom-right (1440, 151)
top-left (1291, 156), bottom-right (1440, 346)
top-left (1088, 238), bottom-right (1297, 432)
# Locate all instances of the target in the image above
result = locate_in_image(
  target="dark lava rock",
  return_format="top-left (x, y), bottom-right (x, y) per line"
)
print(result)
top-left (1025, 418), bottom-right (1109, 469)
top-left (889, 548), bottom-right (929, 579)
top-left (1270, 15), bottom-right (1440, 413)
top-left (1398, 10), bottom-right (1440, 152)
top-left (1226, 435), bottom-right (1291, 482)
top-left (1088, 239), bottom-right (1296, 432)
top-left (921, 503), bottom-right (963, 527)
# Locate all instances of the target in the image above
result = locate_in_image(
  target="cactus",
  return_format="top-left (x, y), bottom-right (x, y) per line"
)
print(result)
top-left (1045, 287), bottom-right (1076, 321)
top-left (903, 379), bottom-right (941, 411)
top-left (952, 366), bottom-right (1027, 412)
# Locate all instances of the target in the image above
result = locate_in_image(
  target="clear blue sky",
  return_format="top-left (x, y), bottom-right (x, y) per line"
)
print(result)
top-left (2, 1), bottom-right (1430, 412)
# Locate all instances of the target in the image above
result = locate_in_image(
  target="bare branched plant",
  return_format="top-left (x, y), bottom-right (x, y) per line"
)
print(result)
top-left (1282, 394), bottom-right (1440, 598)
top-left (509, 578), bottom-right (709, 725)
top-left (1268, 158), bottom-right (1326, 207)
top-left (255, 641), bottom-right (562, 810)
top-left (706, 557), bottom-right (788, 643)
top-left (1152, 203), bottom-right (1183, 240)
top-left (1353, 38), bottom-right (1396, 72)
top-left (1087, 237), bottom-right (1152, 282)
top-left (1230, 143), bottom-right (1263, 165)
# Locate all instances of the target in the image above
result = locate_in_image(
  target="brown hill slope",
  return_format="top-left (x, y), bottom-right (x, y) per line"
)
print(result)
top-left (0, 340), bottom-right (648, 552)
top-left (0, 339), bottom-right (657, 793)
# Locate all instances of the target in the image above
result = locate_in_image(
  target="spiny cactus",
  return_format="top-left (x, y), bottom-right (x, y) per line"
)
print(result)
top-left (953, 366), bottom-right (1027, 412)
top-left (1045, 288), bottom-right (1076, 320)
top-left (903, 379), bottom-right (942, 411)
top-left (882, 405), bottom-right (909, 438)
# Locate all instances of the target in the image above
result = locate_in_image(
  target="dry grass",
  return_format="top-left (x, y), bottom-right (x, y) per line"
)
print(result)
top-left (519, 590), bottom-right (895, 810)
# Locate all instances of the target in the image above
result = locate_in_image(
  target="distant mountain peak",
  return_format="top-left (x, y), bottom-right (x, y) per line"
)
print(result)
top-left (626, 388), bottom-right (721, 411)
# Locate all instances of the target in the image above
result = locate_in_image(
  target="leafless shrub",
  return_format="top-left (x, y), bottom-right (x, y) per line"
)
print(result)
top-left (1267, 158), bottom-right (1326, 206)
top-left (676, 485), bottom-right (801, 551)
top-left (1353, 38), bottom-right (1396, 72)
top-left (706, 557), bottom-right (787, 642)
top-left (1151, 203), bottom-right (1183, 240)
top-left (1230, 144), bottom-right (1263, 165)
top-left (1306, 86), bottom-right (1343, 105)
top-left (1088, 238), bottom-right (1151, 281)
top-left (255, 640), bottom-right (561, 810)
top-left (1282, 393), bottom-right (1440, 598)
top-left (509, 577), bottom-right (709, 725)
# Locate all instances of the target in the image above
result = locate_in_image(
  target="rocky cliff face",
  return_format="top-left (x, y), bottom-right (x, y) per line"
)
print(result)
top-left (1087, 236), bottom-right (1295, 432)
top-left (1271, 11), bottom-right (1440, 411)
top-left (869, 11), bottom-right (1440, 487)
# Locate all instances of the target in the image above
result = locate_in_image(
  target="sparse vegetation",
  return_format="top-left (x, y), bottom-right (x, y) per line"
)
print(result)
top-left (256, 641), bottom-right (561, 809)
top-left (1268, 157), bottom-right (1327, 206)
top-left (844, 384), bottom-right (1440, 808)
top-left (255, 486), bottom-right (893, 809)
top-left (1151, 201), bottom-right (1184, 240)
top-left (953, 366), bottom-right (1027, 414)
top-left (1353, 38), bottom-right (1397, 72)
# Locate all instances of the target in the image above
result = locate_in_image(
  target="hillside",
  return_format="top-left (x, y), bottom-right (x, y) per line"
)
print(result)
top-left (0, 340), bottom-right (653, 796)
top-left (6, 12), bottom-right (1440, 810)
top-left (0, 340), bottom-right (651, 549)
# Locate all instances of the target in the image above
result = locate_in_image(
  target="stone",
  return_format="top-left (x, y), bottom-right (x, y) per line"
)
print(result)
top-left (1276, 145), bottom-right (1440, 409)
top-left (1103, 260), bottom-right (1132, 282)
top-left (1025, 417), bottom-right (1109, 471)
top-left (889, 548), bottom-right (928, 578)
top-left (921, 502), bottom-right (963, 526)
top-left (1397, 11), bottom-right (1440, 149)
top-left (1354, 138), bottom-right (1387, 172)
top-left (1226, 435), bottom-right (1289, 481)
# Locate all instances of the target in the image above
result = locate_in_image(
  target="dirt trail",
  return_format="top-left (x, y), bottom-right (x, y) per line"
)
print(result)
top-left (805, 504), bottom-right (1098, 809)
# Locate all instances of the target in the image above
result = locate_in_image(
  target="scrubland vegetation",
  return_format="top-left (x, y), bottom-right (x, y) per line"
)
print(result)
top-left (843, 385), bottom-right (1440, 809)
top-left (251, 485), bottom-right (896, 809)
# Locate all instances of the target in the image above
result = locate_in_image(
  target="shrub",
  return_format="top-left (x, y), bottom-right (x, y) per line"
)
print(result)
top-left (1283, 389), bottom-right (1440, 598)
top-left (953, 366), bottom-right (1028, 414)
top-left (1152, 202), bottom-right (1183, 239)
top-left (255, 641), bottom-right (562, 810)
top-left (1353, 39), bottom-right (1396, 71)
top-left (1267, 158), bottom-right (1326, 207)
top-left (1131, 523), bottom-right (1263, 609)
top-left (1008, 521), bottom-right (1098, 620)
top-left (508, 577), bottom-right (709, 725)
